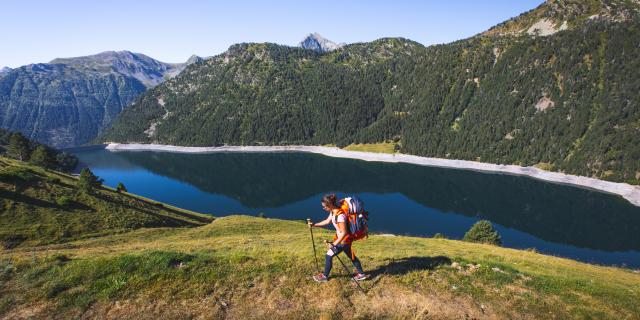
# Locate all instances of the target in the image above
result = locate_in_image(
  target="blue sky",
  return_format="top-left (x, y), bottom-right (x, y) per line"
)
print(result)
top-left (0, 0), bottom-right (543, 68)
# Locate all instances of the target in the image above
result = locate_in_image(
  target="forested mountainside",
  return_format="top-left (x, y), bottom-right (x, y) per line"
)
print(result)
top-left (0, 51), bottom-right (201, 148)
top-left (102, 0), bottom-right (640, 184)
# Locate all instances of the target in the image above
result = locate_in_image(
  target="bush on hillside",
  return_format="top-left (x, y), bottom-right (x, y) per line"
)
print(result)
top-left (0, 167), bottom-right (35, 192)
top-left (0, 167), bottom-right (34, 183)
top-left (463, 220), bottom-right (502, 246)
top-left (77, 168), bottom-right (103, 194)
top-left (56, 196), bottom-right (72, 207)
top-left (116, 182), bottom-right (127, 193)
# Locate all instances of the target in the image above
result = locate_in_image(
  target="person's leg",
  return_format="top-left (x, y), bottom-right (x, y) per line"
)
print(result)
top-left (323, 244), bottom-right (345, 277)
top-left (343, 244), bottom-right (364, 274)
top-left (323, 254), bottom-right (333, 277)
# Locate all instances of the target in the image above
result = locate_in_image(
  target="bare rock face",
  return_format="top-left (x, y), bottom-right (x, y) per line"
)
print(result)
top-left (299, 33), bottom-right (345, 53)
top-left (527, 19), bottom-right (568, 36)
top-left (535, 96), bottom-right (555, 113)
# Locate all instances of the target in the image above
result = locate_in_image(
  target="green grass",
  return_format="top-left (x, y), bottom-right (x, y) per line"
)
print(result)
top-left (0, 157), bottom-right (212, 248)
top-left (342, 142), bottom-right (398, 154)
top-left (533, 162), bottom-right (556, 171)
top-left (2, 215), bottom-right (639, 319)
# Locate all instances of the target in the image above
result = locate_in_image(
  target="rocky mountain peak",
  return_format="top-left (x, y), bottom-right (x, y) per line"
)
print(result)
top-left (186, 54), bottom-right (204, 65)
top-left (484, 0), bottom-right (640, 37)
top-left (299, 33), bottom-right (344, 53)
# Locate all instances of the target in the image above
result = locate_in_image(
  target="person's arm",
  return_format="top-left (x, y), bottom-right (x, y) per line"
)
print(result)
top-left (309, 214), bottom-right (332, 227)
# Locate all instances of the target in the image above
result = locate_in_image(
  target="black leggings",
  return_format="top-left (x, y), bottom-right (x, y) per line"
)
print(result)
top-left (324, 243), bottom-right (364, 277)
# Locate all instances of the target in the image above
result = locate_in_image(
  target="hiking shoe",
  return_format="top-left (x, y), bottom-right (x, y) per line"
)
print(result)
top-left (353, 273), bottom-right (369, 281)
top-left (313, 273), bottom-right (328, 283)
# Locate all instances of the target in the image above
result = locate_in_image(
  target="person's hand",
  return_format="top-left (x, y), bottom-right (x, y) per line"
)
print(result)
top-left (307, 219), bottom-right (313, 227)
top-left (323, 240), bottom-right (333, 249)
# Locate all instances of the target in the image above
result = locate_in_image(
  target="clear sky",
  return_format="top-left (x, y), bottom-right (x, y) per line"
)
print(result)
top-left (0, 0), bottom-right (544, 68)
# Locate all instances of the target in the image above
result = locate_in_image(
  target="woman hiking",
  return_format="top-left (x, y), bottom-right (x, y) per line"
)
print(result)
top-left (308, 194), bottom-right (368, 282)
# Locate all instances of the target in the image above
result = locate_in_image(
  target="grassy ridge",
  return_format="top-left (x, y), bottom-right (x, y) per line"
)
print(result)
top-left (2, 215), bottom-right (639, 319)
top-left (0, 157), bottom-right (212, 248)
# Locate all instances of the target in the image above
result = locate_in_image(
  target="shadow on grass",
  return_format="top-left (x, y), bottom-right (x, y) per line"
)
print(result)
top-left (0, 188), bottom-right (57, 209)
top-left (329, 256), bottom-right (452, 293)
top-left (96, 190), bottom-right (213, 224)
top-left (368, 256), bottom-right (452, 278)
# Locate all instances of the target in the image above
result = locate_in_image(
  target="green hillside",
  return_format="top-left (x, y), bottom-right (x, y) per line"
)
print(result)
top-left (0, 157), bottom-right (212, 248)
top-left (1, 215), bottom-right (639, 319)
top-left (102, 0), bottom-right (640, 184)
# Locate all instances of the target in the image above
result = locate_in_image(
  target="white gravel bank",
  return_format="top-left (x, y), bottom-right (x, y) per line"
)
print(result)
top-left (105, 143), bottom-right (640, 207)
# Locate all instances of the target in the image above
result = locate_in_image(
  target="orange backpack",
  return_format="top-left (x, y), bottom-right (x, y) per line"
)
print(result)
top-left (340, 196), bottom-right (369, 241)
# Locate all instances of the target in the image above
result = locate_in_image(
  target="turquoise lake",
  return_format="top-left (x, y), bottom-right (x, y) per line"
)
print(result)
top-left (73, 147), bottom-right (640, 268)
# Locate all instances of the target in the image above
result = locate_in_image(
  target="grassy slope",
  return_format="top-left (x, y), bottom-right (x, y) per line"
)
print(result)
top-left (343, 142), bottom-right (398, 154)
top-left (0, 157), bottom-right (212, 248)
top-left (1, 215), bottom-right (639, 319)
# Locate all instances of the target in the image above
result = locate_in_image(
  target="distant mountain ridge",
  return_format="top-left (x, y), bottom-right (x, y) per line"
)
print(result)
top-left (299, 33), bottom-right (344, 52)
top-left (49, 51), bottom-right (185, 88)
top-left (0, 51), bottom-right (200, 147)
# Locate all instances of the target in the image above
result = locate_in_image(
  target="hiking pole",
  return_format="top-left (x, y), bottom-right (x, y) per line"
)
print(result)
top-left (325, 241), bottom-right (366, 294)
top-left (307, 218), bottom-right (320, 273)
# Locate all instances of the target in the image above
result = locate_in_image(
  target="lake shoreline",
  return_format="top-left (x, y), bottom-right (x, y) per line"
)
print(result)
top-left (104, 143), bottom-right (640, 207)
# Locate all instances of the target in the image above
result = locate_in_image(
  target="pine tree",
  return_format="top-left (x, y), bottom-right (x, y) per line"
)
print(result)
top-left (77, 168), bottom-right (103, 194)
top-left (29, 145), bottom-right (55, 169)
top-left (56, 152), bottom-right (78, 172)
top-left (6, 133), bottom-right (30, 161)
top-left (463, 220), bottom-right (502, 245)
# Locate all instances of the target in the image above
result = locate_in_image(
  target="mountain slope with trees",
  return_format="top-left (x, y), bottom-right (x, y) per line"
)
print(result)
top-left (102, 0), bottom-right (640, 184)
top-left (0, 51), bottom-right (201, 148)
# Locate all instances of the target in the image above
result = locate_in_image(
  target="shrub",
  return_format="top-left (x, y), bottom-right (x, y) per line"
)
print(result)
top-left (0, 167), bottom-right (34, 183)
top-left (463, 220), bottom-right (502, 245)
top-left (116, 182), bottom-right (127, 193)
top-left (56, 196), bottom-right (72, 207)
top-left (47, 177), bottom-right (61, 184)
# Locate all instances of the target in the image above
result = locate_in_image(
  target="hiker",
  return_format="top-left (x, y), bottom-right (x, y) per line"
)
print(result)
top-left (308, 194), bottom-right (368, 282)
